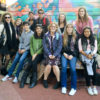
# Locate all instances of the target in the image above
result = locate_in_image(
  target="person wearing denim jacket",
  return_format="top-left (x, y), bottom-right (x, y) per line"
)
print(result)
top-left (43, 22), bottom-right (62, 89)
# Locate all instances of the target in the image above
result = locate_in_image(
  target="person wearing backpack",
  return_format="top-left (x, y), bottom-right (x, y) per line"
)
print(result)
top-left (36, 9), bottom-right (50, 33)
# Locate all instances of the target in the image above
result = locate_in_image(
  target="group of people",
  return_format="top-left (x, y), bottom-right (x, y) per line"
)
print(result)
top-left (0, 7), bottom-right (98, 96)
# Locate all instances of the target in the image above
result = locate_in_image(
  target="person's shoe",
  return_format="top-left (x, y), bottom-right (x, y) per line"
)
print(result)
top-left (43, 80), bottom-right (48, 88)
top-left (69, 88), bottom-right (76, 96)
top-left (1, 75), bottom-right (9, 82)
top-left (87, 87), bottom-right (94, 95)
top-left (61, 87), bottom-right (67, 94)
top-left (29, 81), bottom-right (37, 88)
top-left (53, 82), bottom-right (60, 89)
top-left (12, 77), bottom-right (18, 83)
top-left (93, 87), bottom-right (98, 95)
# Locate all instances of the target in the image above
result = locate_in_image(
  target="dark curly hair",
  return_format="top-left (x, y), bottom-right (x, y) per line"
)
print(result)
top-left (81, 26), bottom-right (95, 46)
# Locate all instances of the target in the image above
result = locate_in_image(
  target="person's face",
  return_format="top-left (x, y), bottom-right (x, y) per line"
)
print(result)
top-left (59, 14), bottom-right (65, 23)
top-left (84, 28), bottom-right (91, 38)
top-left (5, 14), bottom-right (11, 23)
top-left (29, 13), bottom-right (34, 19)
top-left (79, 8), bottom-right (85, 18)
top-left (50, 23), bottom-right (57, 33)
top-left (24, 24), bottom-right (30, 31)
top-left (16, 19), bottom-right (22, 26)
top-left (36, 26), bottom-right (43, 36)
top-left (66, 25), bottom-right (73, 35)
top-left (38, 11), bottom-right (44, 18)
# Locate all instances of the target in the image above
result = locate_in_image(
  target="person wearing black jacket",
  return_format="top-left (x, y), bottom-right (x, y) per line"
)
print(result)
top-left (61, 24), bottom-right (78, 96)
top-left (0, 12), bottom-right (17, 73)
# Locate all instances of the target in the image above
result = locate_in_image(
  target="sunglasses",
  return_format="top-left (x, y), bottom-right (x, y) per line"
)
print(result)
top-left (5, 17), bottom-right (11, 19)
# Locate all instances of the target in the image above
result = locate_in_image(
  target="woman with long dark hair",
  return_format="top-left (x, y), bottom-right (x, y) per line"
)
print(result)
top-left (78, 27), bottom-right (98, 95)
top-left (20, 24), bottom-right (44, 88)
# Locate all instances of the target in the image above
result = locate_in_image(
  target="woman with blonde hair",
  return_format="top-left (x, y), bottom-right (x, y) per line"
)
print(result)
top-left (43, 22), bottom-right (62, 89)
top-left (75, 7), bottom-right (93, 35)
top-left (61, 24), bottom-right (78, 95)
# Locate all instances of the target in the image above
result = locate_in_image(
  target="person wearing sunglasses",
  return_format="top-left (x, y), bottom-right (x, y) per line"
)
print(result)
top-left (0, 12), bottom-right (17, 75)
top-left (36, 9), bottom-right (50, 33)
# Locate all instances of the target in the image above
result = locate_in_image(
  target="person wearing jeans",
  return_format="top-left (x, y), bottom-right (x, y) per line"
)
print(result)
top-left (2, 21), bottom-right (34, 83)
top-left (61, 24), bottom-right (77, 96)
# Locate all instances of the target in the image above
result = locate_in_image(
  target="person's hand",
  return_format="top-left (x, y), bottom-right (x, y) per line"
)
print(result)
top-left (19, 49), bottom-right (25, 54)
top-left (32, 54), bottom-right (37, 61)
top-left (18, 49), bottom-right (21, 54)
top-left (63, 53), bottom-right (69, 59)
top-left (68, 55), bottom-right (73, 60)
top-left (16, 34), bottom-right (19, 39)
top-left (87, 54), bottom-right (93, 59)
top-left (49, 55), bottom-right (55, 59)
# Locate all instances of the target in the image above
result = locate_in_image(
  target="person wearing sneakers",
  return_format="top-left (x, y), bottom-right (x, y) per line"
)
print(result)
top-left (78, 27), bottom-right (98, 95)
top-left (43, 22), bottom-right (62, 89)
top-left (2, 21), bottom-right (34, 83)
top-left (61, 24), bottom-right (78, 96)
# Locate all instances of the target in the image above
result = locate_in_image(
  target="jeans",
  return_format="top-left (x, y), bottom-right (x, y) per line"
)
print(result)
top-left (8, 51), bottom-right (29, 77)
top-left (82, 60), bottom-right (96, 86)
top-left (61, 55), bottom-right (77, 89)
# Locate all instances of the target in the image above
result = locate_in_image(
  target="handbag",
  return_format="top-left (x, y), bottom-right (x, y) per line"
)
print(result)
top-left (0, 28), bottom-right (5, 48)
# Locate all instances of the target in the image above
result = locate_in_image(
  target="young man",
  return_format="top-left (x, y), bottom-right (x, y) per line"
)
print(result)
top-left (2, 21), bottom-right (34, 83)
top-left (36, 9), bottom-right (50, 33)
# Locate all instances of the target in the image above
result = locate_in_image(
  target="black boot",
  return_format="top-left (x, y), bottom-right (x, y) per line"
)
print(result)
top-left (53, 81), bottom-right (60, 89)
top-left (43, 80), bottom-right (48, 88)
top-left (20, 71), bottom-right (29, 88)
top-left (29, 72), bottom-right (37, 88)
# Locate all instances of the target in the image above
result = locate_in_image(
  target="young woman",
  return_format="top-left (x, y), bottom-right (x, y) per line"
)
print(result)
top-left (2, 21), bottom-right (34, 83)
top-left (20, 24), bottom-right (44, 88)
top-left (58, 13), bottom-right (67, 34)
top-left (0, 13), bottom-right (17, 74)
top-left (43, 22), bottom-right (62, 89)
top-left (14, 18), bottom-right (23, 50)
top-left (61, 24), bottom-right (77, 96)
top-left (75, 7), bottom-right (93, 35)
top-left (78, 27), bottom-right (98, 95)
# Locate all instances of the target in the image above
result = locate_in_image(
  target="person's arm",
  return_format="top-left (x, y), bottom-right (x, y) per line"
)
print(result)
top-left (43, 34), bottom-right (51, 56)
top-left (30, 36), bottom-right (35, 56)
top-left (53, 35), bottom-right (62, 57)
top-left (88, 16), bottom-right (94, 33)
top-left (91, 40), bottom-right (97, 56)
top-left (19, 32), bottom-right (24, 50)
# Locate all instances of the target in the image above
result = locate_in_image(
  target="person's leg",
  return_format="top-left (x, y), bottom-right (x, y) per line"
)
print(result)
top-left (91, 60), bottom-right (98, 95)
top-left (8, 52), bottom-right (21, 76)
top-left (69, 57), bottom-right (77, 90)
top-left (69, 57), bottom-right (77, 96)
top-left (61, 55), bottom-right (68, 88)
top-left (29, 54), bottom-right (43, 88)
top-left (52, 65), bottom-right (60, 89)
top-left (43, 64), bottom-right (51, 88)
top-left (15, 51), bottom-right (29, 78)
top-left (5, 54), bottom-right (10, 68)
top-left (0, 54), bottom-right (3, 69)
top-left (82, 62), bottom-right (93, 95)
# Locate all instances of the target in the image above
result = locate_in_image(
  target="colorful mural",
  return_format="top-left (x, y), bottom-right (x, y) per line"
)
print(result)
top-left (7, 0), bottom-right (100, 28)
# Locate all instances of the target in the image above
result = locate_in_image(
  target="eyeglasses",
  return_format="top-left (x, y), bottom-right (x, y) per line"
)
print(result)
top-left (38, 12), bottom-right (44, 14)
top-left (5, 17), bottom-right (11, 19)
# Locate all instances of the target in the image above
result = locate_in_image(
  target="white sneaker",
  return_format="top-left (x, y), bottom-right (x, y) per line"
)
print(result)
top-left (93, 87), bottom-right (98, 95)
top-left (61, 87), bottom-right (67, 94)
top-left (12, 77), bottom-right (18, 83)
top-left (87, 87), bottom-right (94, 95)
top-left (69, 88), bottom-right (76, 96)
top-left (1, 75), bottom-right (9, 82)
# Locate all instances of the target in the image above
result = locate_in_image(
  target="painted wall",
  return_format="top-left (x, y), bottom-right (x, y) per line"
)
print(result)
top-left (7, 0), bottom-right (100, 28)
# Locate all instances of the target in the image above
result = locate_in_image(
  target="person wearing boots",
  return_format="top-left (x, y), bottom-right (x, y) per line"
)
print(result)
top-left (0, 13), bottom-right (17, 74)
top-left (43, 22), bottom-right (62, 89)
top-left (20, 24), bottom-right (44, 88)
top-left (1, 21), bottom-right (34, 83)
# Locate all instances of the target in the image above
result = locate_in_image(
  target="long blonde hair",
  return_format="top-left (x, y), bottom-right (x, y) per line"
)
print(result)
top-left (77, 7), bottom-right (89, 23)
top-left (63, 24), bottom-right (76, 47)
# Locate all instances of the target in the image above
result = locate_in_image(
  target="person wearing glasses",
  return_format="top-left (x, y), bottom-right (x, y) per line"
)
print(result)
top-left (0, 12), bottom-right (17, 74)
top-left (36, 9), bottom-right (50, 33)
